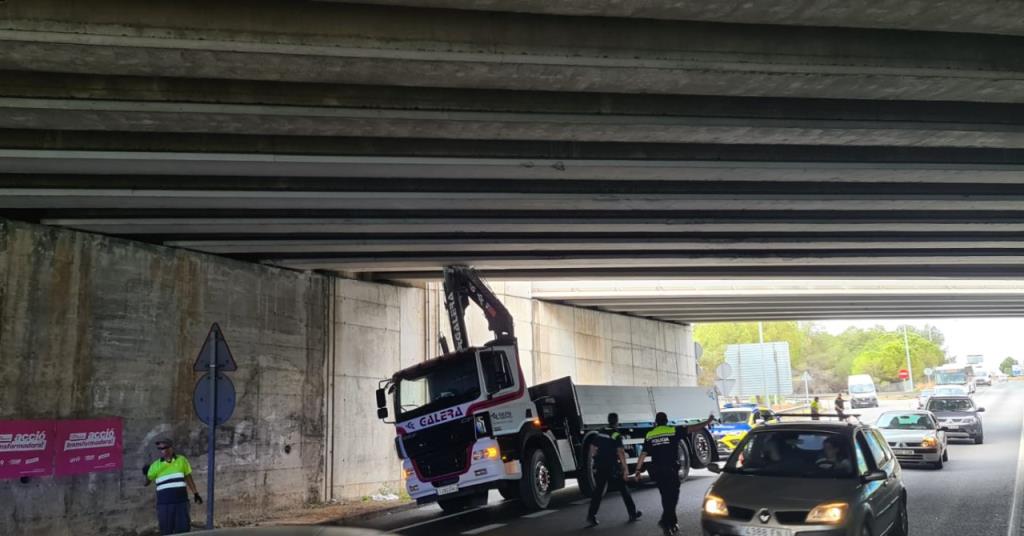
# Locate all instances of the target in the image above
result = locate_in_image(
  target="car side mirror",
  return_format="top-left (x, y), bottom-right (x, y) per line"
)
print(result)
top-left (862, 470), bottom-right (887, 483)
top-left (977, 407), bottom-right (986, 412)
top-left (707, 462), bottom-right (721, 474)
top-left (377, 407), bottom-right (389, 419)
top-left (375, 388), bottom-right (387, 409)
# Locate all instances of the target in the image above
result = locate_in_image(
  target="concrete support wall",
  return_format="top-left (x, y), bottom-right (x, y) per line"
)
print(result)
top-left (0, 220), bottom-right (327, 535)
top-left (324, 279), bottom-right (425, 500)
top-left (428, 282), bottom-right (697, 388)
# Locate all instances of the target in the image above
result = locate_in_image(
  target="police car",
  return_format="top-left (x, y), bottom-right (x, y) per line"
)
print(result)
top-left (711, 404), bottom-right (778, 458)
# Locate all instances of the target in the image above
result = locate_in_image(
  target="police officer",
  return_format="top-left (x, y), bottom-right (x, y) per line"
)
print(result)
top-left (834, 393), bottom-right (847, 421)
top-left (634, 412), bottom-right (713, 535)
top-left (586, 413), bottom-right (641, 527)
top-left (145, 437), bottom-right (202, 534)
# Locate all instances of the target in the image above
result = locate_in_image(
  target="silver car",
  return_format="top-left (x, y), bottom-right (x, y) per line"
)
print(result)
top-left (875, 411), bottom-right (948, 469)
top-left (702, 421), bottom-right (908, 536)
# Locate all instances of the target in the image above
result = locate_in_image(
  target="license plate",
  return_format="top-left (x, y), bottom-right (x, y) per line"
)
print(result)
top-left (741, 527), bottom-right (792, 536)
top-left (946, 425), bottom-right (959, 430)
top-left (894, 449), bottom-right (914, 456)
top-left (436, 484), bottom-right (458, 496)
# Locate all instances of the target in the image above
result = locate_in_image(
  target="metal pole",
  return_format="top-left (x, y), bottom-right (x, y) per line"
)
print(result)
top-left (207, 355), bottom-right (217, 529)
top-left (759, 322), bottom-right (768, 405)
top-left (903, 325), bottom-right (915, 391)
top-left (804, 373), bottom-right (810, 403)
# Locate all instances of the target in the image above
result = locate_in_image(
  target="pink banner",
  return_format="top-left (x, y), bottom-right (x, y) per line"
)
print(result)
top-left (0, 420), bottom-right (56, 479)
top-left (55, 418), bottom-right (123, 477)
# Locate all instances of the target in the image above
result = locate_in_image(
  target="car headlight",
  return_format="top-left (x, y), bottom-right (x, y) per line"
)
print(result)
top-left (703, 494), bottom-right (729, 517)
top-left (806, 502), bottom-right (848, 524)
top-left (921, 436), bottom-right (938, 448)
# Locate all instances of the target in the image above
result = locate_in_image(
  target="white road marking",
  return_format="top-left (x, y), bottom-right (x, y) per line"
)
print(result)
top-left (522, 509), bottom-right (557, 519)
top-left (391, 506), bottom-right (484, 533)
top-left (462, 523), bottom-right (506, 535)
top-left (1007, 394), bottom-right (1024, 536)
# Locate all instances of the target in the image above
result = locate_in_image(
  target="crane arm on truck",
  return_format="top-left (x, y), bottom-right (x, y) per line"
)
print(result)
top-left (443, 265), bottom-right (515, 351)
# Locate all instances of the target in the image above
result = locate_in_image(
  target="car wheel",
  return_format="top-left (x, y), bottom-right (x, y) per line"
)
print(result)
top-left (975, 433), bottom-right (984, 445)
top-left (519, 448), bottom-right (553, 511)
top-left (942, 449), bottom-right (949, 462)
top-left (577, 437), bottom-right (599, 498)
top-left (688, 429), bottom-right (714, 468)
top-left (677, 440), bottom-right (692, 482)
top-left (933, 457), bottom-right (944, 469)
top-left (893, 497), bottom-right (909, 536)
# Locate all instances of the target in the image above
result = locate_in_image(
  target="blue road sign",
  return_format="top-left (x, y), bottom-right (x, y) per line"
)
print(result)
top-left (193, 373), bottom-right (236, 426)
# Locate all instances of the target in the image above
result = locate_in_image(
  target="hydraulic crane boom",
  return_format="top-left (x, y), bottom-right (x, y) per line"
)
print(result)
top-left (442, 265), bottom-right (515, 351)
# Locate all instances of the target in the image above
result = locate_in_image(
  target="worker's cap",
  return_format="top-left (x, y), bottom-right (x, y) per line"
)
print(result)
top-left (154, 437), bottom-right (174, 448)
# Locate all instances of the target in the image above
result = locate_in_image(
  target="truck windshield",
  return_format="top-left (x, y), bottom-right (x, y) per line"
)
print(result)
top-left (726, 430), bottom-right (854, 479)
top-left (934, 371), bottom-right (967, 384)
top-left (850, 384), bottom-right (874, 394)
top-left (396, 352), bottom-right (481, 422)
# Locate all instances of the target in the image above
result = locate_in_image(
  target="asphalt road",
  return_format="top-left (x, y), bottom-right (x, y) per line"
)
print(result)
top-left (345, 381), bottom-right (1024, 536)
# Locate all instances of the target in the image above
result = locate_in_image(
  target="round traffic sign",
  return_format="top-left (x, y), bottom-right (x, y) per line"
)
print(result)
top-left (715, 362), bottom-right (733, 380)
top-left (193, 373), bottom-right (236, 426)
top-left (924, 367), bottom-right (934, 377)
top-left (898, 369), bottom-right (910, 381)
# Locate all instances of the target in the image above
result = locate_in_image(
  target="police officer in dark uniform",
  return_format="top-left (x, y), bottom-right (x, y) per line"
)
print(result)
top-left (586, 413), bottom-right (640, 527)
top-left (634, 412), bottom-right (713, 535)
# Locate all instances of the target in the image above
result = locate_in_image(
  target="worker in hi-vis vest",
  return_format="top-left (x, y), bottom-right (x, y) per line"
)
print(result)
top-left (145, 437), bottom-right (203, 534)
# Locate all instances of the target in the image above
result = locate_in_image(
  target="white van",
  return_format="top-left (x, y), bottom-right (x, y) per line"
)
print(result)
top-left (847, 374), bottom-right (879, 408)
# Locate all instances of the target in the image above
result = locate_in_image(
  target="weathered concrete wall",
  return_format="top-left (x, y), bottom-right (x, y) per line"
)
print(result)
top-left (430, 281), bottom-right (697, 387)
top-left (0, 220), bottom-right (327, 535)
top-left (324, 279), bottom-right (425, 500)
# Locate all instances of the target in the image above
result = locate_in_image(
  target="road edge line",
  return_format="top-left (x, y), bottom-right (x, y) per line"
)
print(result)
top-left (1007, 404), bottom-right (1024, 536)
top-left (392, 506), bottom-right (484, 533)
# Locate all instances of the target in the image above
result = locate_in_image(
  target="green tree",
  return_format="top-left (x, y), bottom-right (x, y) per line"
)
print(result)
top-left (850, 329), bottom-right (945, 383)
top-left (1000, 357), bottom-right (1018, 375)
top-left (694, 321), bottom-right (804, 385)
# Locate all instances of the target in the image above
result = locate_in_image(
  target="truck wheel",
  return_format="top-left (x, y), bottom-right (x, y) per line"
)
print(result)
top-left (519, 448), bottom-right (553, 511)
top-left (688, 429), bottom-right (714, 468)
top-left (677, 441), bottom-right (691, 482)
top-left (498, 481), bottom-right (520, 501)
top-left (577, 438), bottom-right (599, 498)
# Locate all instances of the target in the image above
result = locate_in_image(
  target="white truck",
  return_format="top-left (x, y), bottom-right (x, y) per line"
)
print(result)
top-left (374, 266), bottom-right (719, 512)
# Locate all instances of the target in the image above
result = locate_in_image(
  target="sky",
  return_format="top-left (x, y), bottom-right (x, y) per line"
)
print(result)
top-left (816, 318), bottom-right (1024, 371)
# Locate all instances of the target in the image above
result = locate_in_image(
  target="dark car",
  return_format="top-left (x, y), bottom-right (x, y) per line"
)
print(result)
top-left (925, 396), bottom-right (985, 444)
top-left (702, 421), bottom-right (907, 536)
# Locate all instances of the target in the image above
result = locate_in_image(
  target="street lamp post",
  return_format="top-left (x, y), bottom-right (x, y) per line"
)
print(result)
top-left (902, 325), bottom-right (915, 391)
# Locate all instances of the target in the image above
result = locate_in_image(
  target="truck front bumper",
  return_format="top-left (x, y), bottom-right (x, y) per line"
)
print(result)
top-left (405, 439), bottom-right (520, 502)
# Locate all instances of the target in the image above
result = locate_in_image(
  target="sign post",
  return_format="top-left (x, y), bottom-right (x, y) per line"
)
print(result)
top-left (192, 323), bottom-right (238, 530)
top-left (802, 371), bottom-right (812, 403)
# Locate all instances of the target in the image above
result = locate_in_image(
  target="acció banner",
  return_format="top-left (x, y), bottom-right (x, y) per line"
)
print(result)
top-left (55, 418), bottom-right (123, 476)
top-left (0, 419), bottom-right (56, 479)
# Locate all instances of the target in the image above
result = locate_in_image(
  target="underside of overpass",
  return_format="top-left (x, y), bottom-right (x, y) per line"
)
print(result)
top-left (3, 0), bottom-right (1024, 281)
top-left (532, 280), bottom-right (1024, 323)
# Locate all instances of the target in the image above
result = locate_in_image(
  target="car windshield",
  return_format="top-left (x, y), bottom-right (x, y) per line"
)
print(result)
top-left (850, 384), bottom-right (874, 394)
top-left (396, 351), bottom-right (481, 421)
top-left (726, 430), bottom-right (855, 478)
top-left (878, 413), bottom-right (935, 430)
top-left (719, 411), bottom-right (751, 424)
top-left (928, 398), bottom-right (975, 412)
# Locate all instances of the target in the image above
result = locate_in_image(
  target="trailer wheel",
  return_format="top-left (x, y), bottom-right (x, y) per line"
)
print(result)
top-left (677, 441), bottom-right (692, 482)
top-left (519, 448), bottom-right (553, 510)
top-left (577, 437), bottom-right (599, 498)
top-left (688, 429), bottom-right (714, 469)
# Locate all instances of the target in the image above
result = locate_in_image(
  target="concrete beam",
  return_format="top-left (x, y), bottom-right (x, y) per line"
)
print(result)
top-left (327, 1), bottom-right (1024, 37)
top-left (164, 239), bottom-right (1024, 255)
top-left (4, 1), bottom-right (1024, 102)
top-left (5, 150), bottom-right (1024, 183)
top-left (4, 97), bottom-right (1024, 148)
top-left (12, 188), bottom-right (1024, 211)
